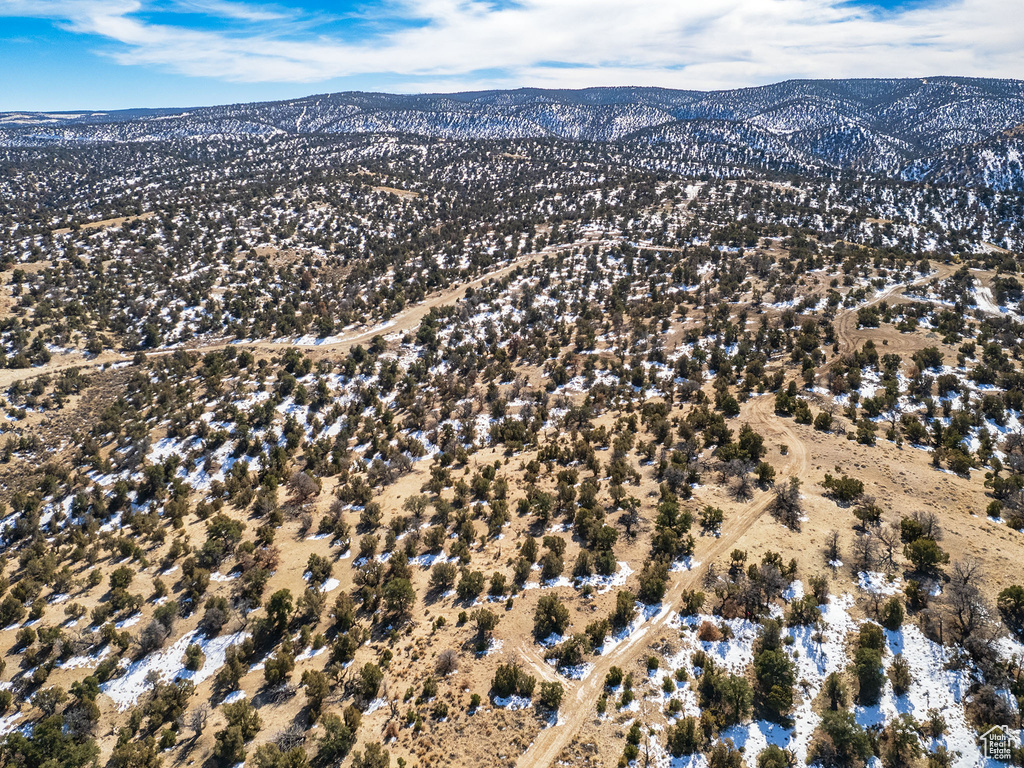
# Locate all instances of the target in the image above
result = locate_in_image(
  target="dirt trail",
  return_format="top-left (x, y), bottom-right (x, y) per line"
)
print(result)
top-left (514, 393), bottom-right (807, 768)
top-left (51, 211), bottom-right (155, 236)
top-left (0, 246), bottom-right (571, 390)
top-left (520, 647), bottom-right (562, 684)
top-left (0, 352), bottom-right (127, 390)
top-left (832, 264), bottom-right (955, 358)
top-left (509, 263), bottom-right (946, 768)
top-left (240, 247), bottom-right (547, 355)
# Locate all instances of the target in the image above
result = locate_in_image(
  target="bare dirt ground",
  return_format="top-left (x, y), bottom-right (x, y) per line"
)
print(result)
top-left (51, 211), bottom-right (155, 236)
top-left (372, 186), bottom-right (419, 199)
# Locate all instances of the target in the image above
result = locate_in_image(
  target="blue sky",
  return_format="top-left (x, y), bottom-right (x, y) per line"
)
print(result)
top-left (0, 0), bottom-right (1019, 111)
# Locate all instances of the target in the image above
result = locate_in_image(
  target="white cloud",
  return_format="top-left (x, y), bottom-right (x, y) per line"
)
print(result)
top-left (0, 0), bottom-right (1020, 90)
top-left (168, 1), bottom-right (292, 23)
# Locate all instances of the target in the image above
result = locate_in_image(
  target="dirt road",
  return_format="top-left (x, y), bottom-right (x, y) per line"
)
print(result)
top-left (831, 264), bottom-right (955, 357)
top-left (514, 264), bottom-right (960, 768)
top-left (51, 211), bottom-right (155, 236)
top-left (514, 393), bottom-right (807, 768)
top-left (0, 245), bottom-right (569, 390)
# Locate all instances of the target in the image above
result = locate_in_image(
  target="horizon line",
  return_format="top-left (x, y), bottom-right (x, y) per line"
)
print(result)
top-left (4, 74), bottom-right (1023, 116)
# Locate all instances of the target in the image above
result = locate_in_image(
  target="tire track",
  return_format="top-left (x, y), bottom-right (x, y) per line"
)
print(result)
top-left (831, 264), bottom-right (955, 358)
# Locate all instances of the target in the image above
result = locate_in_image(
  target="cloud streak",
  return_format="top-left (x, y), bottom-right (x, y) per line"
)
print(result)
top-left (167, 1), bottom-right (292, 23)
top-left (0, 0), bottom-right (1020, 91)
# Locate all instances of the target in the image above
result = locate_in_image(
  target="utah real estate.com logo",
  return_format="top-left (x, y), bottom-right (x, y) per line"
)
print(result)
top-left (979, 725), bottom-right (1021, 761)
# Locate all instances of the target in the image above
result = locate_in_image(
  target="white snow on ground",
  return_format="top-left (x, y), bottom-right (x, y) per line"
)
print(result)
top-left (524, 576), bottom-right (572, 590)
top-left (670, 557), bottom-right (701, 573)
top-left (974, 285), bottom-right (1020, 319)
top-left (600, 602), bottom-right (674, 655)
top-left (410, 552), bottom-right (450, 568)
top-left (657, 671), bottom-right (701, 721)
top-left (59, 644), bottom-right (112, 670)
top-left (101, 630), bottom-right (247, 710)
top-left (720, 718), bottom-right (794, 764)
top-left (493, 694), bottom-right (532, 710)
top-left (782, 594), bottom-right (858, 764)
top-left (0, 713), bottom-right (22, 736)
top-left (575, 561), bottom-right (633, 593)
top-left (296, 645), bottom-right (327, 662)
top-left (223, 690), bottom-right (246, 704)
top-left (647, 735), bottom-right (711, 768)
top-left (996, 634), bottom-right (1024, 664)
top-left (363, 697), bottom-right (388, 714)
top-left (480, 638), bottom-right (504, 656)
top-left (147, 436), bottom-right (199, 464)
top-left (115, 613), bottom-right (142, 629)
top-left (856, 623), bottom-right (1006, 768)
top-left (676, 614), bottom-right (761, 675)
top-left (858, 571), bottom-right (902, 595)
top-left (658, 593), bottom-right (1010, 768)
top-left (555, 662), bottom-right (593, 680)
top-left (783, 580), bottom-right (804, 601)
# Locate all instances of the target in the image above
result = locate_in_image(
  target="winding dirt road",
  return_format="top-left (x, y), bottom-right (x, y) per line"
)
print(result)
top-left (514, 394), bottom-right (808, 768)
top-left (513, 265), bottom-right (965, 768)
top-left (0, 246), bottom-right (564, 390)
top-left (831, 264), bottom-right (956, 358)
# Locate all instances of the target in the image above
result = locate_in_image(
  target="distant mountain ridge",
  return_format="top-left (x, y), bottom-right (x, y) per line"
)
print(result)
top-left (3, 77), bottom-right (1024, 189)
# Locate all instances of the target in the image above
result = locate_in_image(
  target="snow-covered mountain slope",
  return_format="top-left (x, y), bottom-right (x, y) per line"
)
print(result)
top-left (787, 124), bottom-right (914, 174)
top-left (624, 119), bottom-right (826, 176)
top-left (903, 126), bottom-right (1024, 191)
top-left (3, 77), bottom-right (1024, 187)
